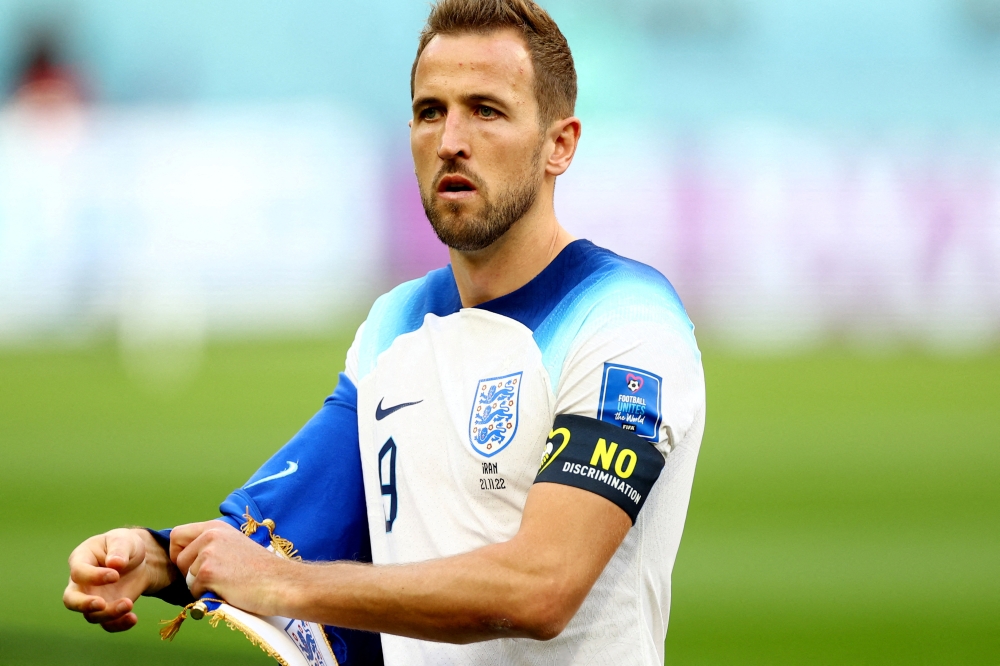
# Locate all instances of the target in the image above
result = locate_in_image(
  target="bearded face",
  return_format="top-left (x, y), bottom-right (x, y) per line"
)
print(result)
top-left (418, 139), bottom-right (544, 252)
top-left (409, 30), bottom-right (554, 254)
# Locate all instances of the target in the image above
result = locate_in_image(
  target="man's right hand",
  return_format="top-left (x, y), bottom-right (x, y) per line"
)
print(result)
top-left (62, 528), bottom-right (175, 632)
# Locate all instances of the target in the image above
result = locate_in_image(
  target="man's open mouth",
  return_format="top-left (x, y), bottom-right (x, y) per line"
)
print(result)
top-left (437, 174), bottom-right (478, 197)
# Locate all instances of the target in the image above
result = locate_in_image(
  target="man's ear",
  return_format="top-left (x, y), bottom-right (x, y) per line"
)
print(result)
top-left (545, 116), bottom-right (582, 177)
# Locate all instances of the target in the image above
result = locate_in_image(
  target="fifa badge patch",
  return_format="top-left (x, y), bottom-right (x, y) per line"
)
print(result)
top-left (597, 363), bottom-right (662, 440)
top-left (468, 371), bottom-right (522, 457)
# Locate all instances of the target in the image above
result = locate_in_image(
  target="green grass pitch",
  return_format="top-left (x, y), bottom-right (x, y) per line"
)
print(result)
top-left (1, 330), bottom-right (996, 664)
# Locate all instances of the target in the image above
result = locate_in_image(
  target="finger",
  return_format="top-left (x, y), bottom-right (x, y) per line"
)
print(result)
top-left (169, 521), bottom-right (216, 564)
top-left (83, 598), bottom-right (133, 625)
top-left (175, 542), bottom-right (202, 587)
top-left (188, 573), bottom-right (207, 599)
top-left (68, 540), bottom-right (100, 568)
top-left (69, 560), bottom-right (121, 586)
top-left (68, 541), bottom-right (107, 585)
top-left (63, 585), bottom-right (106, 614)
top-left (104, 529), bottom-right (141, 571)
top-left (184, 547), bottom-right (216, 598)
top-left (173, 527), bottom-right (216, 576)
top-left (101, 612), bottom-right (138, 633)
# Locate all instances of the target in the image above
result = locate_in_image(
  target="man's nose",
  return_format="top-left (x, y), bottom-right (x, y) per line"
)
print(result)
top-left (438, 112), bottom-right (471, 161)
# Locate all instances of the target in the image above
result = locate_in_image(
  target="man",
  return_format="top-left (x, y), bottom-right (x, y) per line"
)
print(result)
top-left (63, 1), bottom-right (705, 664)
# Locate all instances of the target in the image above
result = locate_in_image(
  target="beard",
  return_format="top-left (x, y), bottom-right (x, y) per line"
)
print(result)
top-left (420, 144), bottom-right (543, 252)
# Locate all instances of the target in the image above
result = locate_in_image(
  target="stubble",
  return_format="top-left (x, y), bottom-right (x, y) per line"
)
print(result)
top-left (420, 141), bottom-right (544, 252)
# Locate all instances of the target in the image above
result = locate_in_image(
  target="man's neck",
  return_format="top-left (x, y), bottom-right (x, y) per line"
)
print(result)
top-left (449, 202), bottom-right (574, 308)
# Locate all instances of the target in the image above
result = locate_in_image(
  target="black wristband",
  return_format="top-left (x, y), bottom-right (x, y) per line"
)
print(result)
top-left (534, 414), bottom-right (666, 524)
top-left (142, 528), bottom-right (195, 607)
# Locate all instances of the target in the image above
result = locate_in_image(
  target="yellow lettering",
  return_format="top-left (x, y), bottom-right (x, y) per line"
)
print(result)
top-left (590, 438), bottom-right (618, 470)
top-left (615, 449), bottom-right (637, 478)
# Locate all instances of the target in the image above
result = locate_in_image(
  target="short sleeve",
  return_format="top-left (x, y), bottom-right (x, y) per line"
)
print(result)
top-left (553, 312), bottom-right (705, 460)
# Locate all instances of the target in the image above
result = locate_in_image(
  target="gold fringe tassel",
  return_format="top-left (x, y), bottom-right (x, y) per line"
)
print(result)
top-left (158, 599), bottom-right (222, 641)
top-left (209, 609), bottom-right (292, 666)
top-left (241, 508), bottom-right (301, 561)
top-left (271, 534), bottom-right (300, 560)
top-left (158, 604), bottom-right (191, 641)
top-left (240, 511), bottom-right (263, 536)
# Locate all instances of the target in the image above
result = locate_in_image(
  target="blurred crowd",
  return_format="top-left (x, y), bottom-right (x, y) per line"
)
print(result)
top-left (0, 0), bottom-right (997, 352)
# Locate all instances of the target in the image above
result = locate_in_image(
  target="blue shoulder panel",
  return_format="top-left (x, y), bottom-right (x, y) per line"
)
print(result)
top-left (356, 267), bottom-right (461, 380)
top-left (356, 240), bottom-right (696, 394)
top-left (537, 255), bottom-right (697, 390)
top-left (478, 240), bottom-right (697, 390)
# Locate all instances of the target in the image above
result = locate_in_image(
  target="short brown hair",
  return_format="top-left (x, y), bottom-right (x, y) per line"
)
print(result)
top-left (411, 0), bottom-right (577, 125)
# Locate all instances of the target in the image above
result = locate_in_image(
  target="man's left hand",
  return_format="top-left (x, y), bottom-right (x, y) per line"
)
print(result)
top-left (170, 520), bottom-right (284, 614)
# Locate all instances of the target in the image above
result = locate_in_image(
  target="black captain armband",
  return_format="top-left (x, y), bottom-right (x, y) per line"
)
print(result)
top-left (534, 414), bottom-right (666, 524)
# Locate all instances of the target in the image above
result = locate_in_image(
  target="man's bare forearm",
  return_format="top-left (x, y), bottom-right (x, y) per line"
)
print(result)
top-left (273, 538), bottom-right (572, 643)
top-left (269, 487), bottom-right (628, 643)
top-left (176, 485), bottom-right (629, 644)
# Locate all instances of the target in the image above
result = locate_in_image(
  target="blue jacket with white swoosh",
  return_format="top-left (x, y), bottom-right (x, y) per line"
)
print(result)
top-left (219, 373), bottom-right (382, 666)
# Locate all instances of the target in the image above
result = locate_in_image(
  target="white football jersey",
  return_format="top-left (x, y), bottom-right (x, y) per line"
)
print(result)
top-left (343, 240), bottom-right (705, 666)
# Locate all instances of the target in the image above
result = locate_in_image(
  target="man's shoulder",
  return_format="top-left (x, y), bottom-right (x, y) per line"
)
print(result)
top-left (528, 242), bottom-right (699, 393)
top-left (369, 265), bottom-right (461, 329)
top-left (465, 240), bottom-right (685, 334)
top-left (567, 241), bottom-right (682, 306)
top-left (366, 240), bottom-right (683, 329)
top-left (534, 241), bottom-right (692, 338)
top-left (353, 241), bottom-right (694, 380)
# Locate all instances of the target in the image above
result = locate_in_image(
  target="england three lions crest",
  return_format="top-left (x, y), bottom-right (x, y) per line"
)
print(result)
top-left (469, 372), bottom-right (522, 457)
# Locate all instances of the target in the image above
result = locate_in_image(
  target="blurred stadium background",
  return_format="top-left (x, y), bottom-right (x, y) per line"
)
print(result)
top-left (0, 0), bottom-right (997, 664)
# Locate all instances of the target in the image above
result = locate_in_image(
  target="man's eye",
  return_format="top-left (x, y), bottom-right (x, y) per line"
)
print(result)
top-left (478, 106), bottom-right (497, 118)
top-left (420, 108), bottom-right (441, 120)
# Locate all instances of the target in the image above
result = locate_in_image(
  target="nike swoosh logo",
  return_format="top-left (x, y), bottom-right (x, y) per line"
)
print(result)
top-left (244, 461), bottom-right (298, 489)
top-left (375, 398), bottom-right (423, 421)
